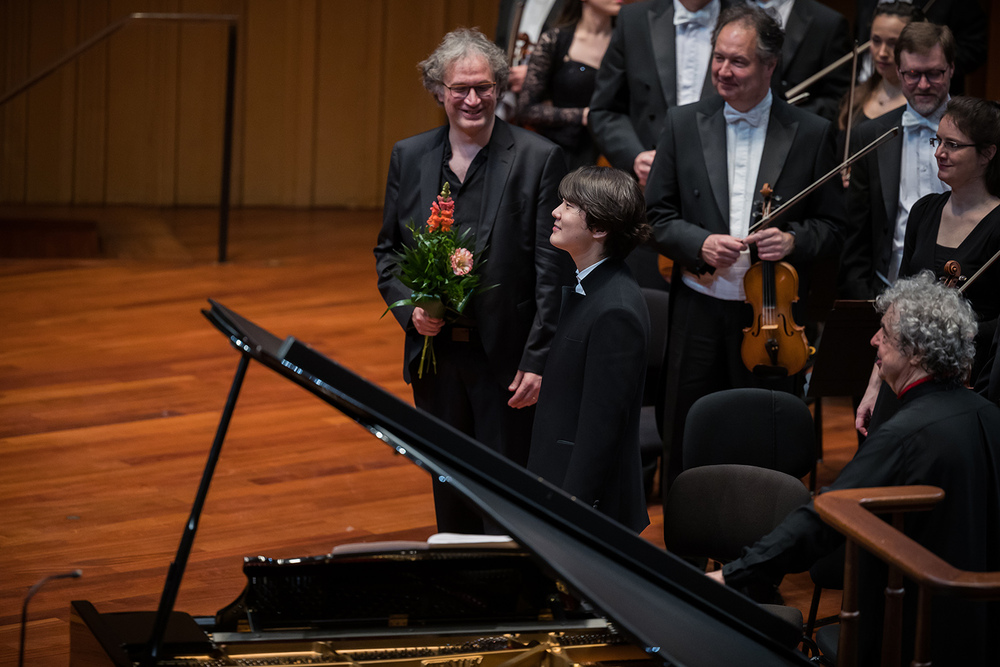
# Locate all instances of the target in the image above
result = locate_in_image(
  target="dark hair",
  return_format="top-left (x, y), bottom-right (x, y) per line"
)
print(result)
top-left (553, 0), bottom-right (618, 29)
top-left (553, 0), bottom-right (583, 27)
top-left (837, 2), bottom-right (924, 131)
top-left (894, 21), bottom-right (955, 67)
top-left (943, 96), bottom-right (1000, 197)
top-left (713, 4), bottom-right (783, 67)
top-left (873, 1), bottom-right (924, 24)
top-left (558, 167), bottom-right (650, 260)
top-left (419, 28), bottom-right (510, 101)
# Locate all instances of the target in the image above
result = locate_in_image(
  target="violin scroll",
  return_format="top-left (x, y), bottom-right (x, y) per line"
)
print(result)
top-left (941, 260), bottom-right (967, 289)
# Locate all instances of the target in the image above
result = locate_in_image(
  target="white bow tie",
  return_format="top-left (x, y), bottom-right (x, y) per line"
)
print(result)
top-left (724, 104), bottom-right (767, 127)
top-left (674, 5), bottom-right (714, 28)
top-left (901, 108), bottom-right (938, 133)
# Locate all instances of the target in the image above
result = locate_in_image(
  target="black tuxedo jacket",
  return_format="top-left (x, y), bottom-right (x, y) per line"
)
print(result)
top-left (375, 120), bottom-right (573, 384)
top-left (645, 95), bottom-right (845, 300)
top-left (528, 259), bottom-right (650, 533)
top-left (839, 106), bottom-right (904, 299)
top-left (774, 0), bottom-right (851, 122)
top-left (589, 0), bottom-right (728, 174)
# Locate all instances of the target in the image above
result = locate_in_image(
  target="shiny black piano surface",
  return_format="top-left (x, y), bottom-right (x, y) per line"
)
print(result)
top-left (68, 301), bottom-right (812, 667)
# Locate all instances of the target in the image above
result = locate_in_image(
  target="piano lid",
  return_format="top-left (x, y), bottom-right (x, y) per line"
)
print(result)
top-left (202, 300), bottom-right (812, 667)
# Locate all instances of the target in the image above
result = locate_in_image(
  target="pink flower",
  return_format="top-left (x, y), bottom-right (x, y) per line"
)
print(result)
top-left (450, 248), bottom-right (474, 276)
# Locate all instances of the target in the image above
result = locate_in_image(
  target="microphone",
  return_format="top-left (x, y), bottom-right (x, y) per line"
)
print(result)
top-left (19, 569), bottom-right (82, 667)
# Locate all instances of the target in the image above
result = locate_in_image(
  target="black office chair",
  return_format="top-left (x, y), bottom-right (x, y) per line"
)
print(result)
top-left (662, 464), bottom-right (813, 642)
top-left (682, 388), bottom-right (816, 481)
top-left (638, 287), bottom-right (670, 498)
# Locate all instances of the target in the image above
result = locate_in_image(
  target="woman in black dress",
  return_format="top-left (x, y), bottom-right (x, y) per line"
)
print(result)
top-left (516, 0), bottom-right (621, 170)
top-left (857, 97), bottom-right (1000, 434)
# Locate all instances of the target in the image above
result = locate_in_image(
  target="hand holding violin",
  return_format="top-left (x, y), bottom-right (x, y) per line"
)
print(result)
top-left (745, 227), bottom-right (795, 261)
top-left (700, 234), bottom-right (747, 268)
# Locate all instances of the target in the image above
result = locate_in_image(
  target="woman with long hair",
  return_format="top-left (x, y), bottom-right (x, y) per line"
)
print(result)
top-left (838, 2), bottom-right (923, 131)
top-left (516, 0), bottom-right (622, 170)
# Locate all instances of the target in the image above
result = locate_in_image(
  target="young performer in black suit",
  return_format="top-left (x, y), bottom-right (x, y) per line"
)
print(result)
top-left (527, 166), bottom-right (652, 533)
top-left (644, 5), bottom-right (844, 495)
top-left (375, 28), bottom-right (573, 533)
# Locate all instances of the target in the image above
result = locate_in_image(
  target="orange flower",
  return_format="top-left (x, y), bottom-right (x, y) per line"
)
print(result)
top-left (427, 185), bottom-right (454, 232)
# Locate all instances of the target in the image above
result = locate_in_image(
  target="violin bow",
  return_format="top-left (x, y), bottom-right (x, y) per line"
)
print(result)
top-left (748, 126), bottom-right (899, 234)
top-left (785, 41), bottom-right (868, 102)
top-left (958, 248), bottom-right (1000, 294)
top-left (506, 1), bottom-right (525, 66)
top-left (842, 41), bottom-right (860, 184)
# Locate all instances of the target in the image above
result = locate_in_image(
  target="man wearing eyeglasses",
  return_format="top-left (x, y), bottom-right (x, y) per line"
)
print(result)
top-left (839, 21), bottom-right (954, 301)
top-left (375, 28), bottom-right (573, 534)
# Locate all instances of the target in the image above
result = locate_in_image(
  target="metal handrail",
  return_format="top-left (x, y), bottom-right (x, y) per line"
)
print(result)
top-left (0, 13), bottom-right (239, 262)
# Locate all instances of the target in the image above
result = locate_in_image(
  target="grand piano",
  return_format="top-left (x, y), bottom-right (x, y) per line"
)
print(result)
top-left (68, 301), bottom-right (813, 666)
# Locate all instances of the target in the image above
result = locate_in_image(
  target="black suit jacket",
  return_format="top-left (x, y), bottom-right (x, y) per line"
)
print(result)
top-left (975, 316), bottom-right (1000, 405)
top-left (375, 120), bottom-right (573, 384)
top-left (589, 0), bottom-right (726, 174)
top-left (528, 259), bottom-right (650, 533)
top-left (838, 107), bottom-right (904, 299)
top-left (645, 95), bottom-right (845, 300)
top-left (774, 0), bottom-right (851, 122)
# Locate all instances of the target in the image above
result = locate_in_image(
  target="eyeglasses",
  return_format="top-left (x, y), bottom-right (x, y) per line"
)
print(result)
top-left (443, 82), bottom-right (497, 100)
top-left (929, 137), bottom-right (977, 151)
top-left (899, 68), bottom-right (948, 85)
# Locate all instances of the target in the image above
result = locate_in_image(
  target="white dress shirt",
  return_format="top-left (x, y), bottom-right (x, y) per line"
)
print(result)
top-left (675, 0), bottom-right (720, 106)
top-left (684, 90), bottom-right (773, 301)
top-left (888, 100), bottom-right (950, 283)
top-left (575, 257), bottom-right (609, 295)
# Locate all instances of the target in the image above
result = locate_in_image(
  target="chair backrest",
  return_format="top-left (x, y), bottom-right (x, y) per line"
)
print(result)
top-left (682, 388), bottom-right (815, 479)
top-left (663, 464), bottom-right (811, 563)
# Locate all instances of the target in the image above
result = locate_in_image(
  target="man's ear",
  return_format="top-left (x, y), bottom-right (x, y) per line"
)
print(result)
top-left (592, 229), bottom-right (608, 240)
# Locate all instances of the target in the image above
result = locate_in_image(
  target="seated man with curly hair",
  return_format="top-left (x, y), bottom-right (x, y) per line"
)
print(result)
top-left (710, 271), bottom-right (1000, 666)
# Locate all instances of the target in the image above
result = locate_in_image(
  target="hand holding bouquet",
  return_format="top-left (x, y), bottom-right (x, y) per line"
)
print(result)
top-left (384, 183), bottom-right (493, 377)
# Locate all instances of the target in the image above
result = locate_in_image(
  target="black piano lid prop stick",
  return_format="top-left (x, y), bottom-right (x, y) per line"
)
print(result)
top-left (142, 352), bottom-right (252, 666)
top-left (19, 570), bottom-right (82, 667)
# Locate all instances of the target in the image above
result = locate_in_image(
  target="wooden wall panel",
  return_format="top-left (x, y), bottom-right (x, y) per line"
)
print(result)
top-left (312, 3), bottom-right (385, 208)
top-left (376, 0), bottom-right (449, 202)
top-left (73, 1), bottom-right (110, 204)
top-left (105, 0), bottom-right (180, 205)
top-left (175, 0), bottom-right (241, 205)
top-left (0, 0), bottom-right (519, 208)
top-left (241, 0), bottom-right (317, 206)
top-left (1, 1), bottom-right (30, 202)
top-left (25, 0), bottom-right (78, 203)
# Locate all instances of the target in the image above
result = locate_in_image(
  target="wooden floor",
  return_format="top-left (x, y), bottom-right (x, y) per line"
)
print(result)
top-left (0, 206), bottom-right (856, 665)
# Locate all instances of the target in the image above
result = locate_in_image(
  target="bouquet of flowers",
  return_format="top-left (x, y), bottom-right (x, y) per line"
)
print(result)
top-left (384, 183), bottom-right (493, 378)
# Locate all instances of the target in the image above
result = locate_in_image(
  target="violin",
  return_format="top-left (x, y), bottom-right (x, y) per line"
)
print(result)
top-left (741, 184), bottom-right (811, 378)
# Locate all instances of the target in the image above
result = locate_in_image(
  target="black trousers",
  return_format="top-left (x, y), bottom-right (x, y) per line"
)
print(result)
top-left (410, 327), bottom-right (534, 534)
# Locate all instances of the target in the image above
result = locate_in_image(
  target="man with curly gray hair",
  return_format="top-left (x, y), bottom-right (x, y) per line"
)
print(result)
top-left (710, 272), bottom-right (1000, 666)
top-left (375, 27), bottom-right (572, 534)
